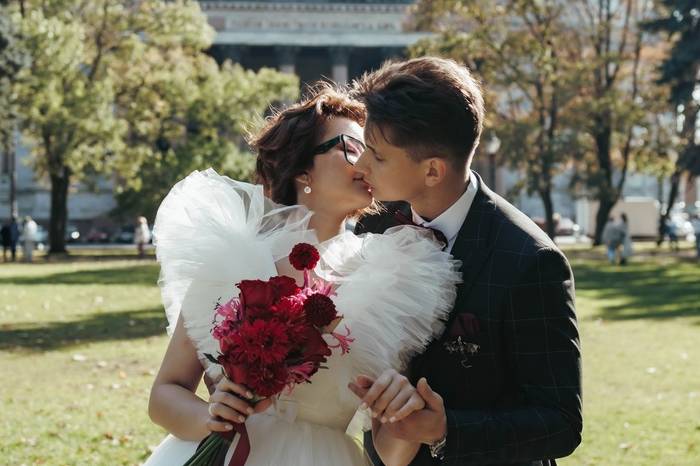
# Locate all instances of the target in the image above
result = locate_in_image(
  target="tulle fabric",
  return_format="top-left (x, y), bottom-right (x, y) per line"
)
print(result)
top-left (152, 168), bottom-right (316, 379)
top-left (144, 411), bottom-right (369, 466)
top-left (146, 169), bottom-right (461, 466)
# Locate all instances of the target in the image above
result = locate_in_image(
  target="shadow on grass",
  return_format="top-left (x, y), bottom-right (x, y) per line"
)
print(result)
top-left (572, 259), bottom-right (700, 323)
top-left (0, 264), bottom-right (159, 286)
top-left (0, 306), bottom-right (167, 352)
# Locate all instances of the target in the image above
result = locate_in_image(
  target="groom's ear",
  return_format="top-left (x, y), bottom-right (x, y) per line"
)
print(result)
top-left (423, 158), bottom-right (448, 187)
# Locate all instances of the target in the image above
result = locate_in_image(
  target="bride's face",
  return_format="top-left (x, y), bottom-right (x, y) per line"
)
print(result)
top-left (298, 117), bottom-right (372, 216)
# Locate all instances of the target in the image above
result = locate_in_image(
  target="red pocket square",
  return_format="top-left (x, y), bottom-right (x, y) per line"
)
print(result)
top-left (449, 312), bottom-right (480, 339)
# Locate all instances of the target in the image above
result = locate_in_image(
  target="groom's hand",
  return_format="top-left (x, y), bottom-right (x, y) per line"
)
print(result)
top-left (397, 377), bottom-right (447, 444)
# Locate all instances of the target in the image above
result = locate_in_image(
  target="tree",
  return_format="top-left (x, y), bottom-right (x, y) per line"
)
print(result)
top-left (0, 0), bottom-right (30, 218)
top-left (111, 63), bottom-right (299, 221)
top-left (9, 0), bottom-right (297, 253)
top-left (409, 0), bottom-right (584, 238)
top-left (410, 0), bottom-right (662, 244)
top-left (643, 0), bottom-right (700, 243)
top-left (567, 0), bottom-right (659, 244)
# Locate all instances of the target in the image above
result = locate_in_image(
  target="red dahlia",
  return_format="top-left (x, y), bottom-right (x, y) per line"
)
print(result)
top-left (289, 243), bottom-right (320, 271)
top-left (229, 319), bottom-right (291, 365)
top-left (247, 362), bottom-right (289, 398)
top-left (303, 293), bottom-right (338, 327)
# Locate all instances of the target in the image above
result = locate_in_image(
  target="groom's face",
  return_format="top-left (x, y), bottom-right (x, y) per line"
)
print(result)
top-left (354, 125), bottom-right (428, 202)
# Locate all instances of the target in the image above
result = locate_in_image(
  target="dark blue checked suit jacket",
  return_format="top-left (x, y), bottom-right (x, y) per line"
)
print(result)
top-left (354, 173), bottom-right (582, 466)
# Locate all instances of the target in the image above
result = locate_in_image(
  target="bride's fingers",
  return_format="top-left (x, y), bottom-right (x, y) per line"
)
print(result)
top-left (208, 401), bottom-right (248, 423)
top-left (388, 392), bottom-right (425, 423)
top-left (355, 374), bottom-right (375, 388)
top-left (217, 377), bottom-right (254, 400)
top-left (205, 417), bottom-right (235, 433)
top-left (210, 391), bottom-right (255, 417)
top-left (348, 381), bottom-right (369, 400)
top-left (252, 397), bottom-right (273, 414)
top-left (382, 385), bottom-right (415, 421)
top-left (369, 376), bottom-right (405, 421)
top-left (360, 370), bottom-right (395, 413)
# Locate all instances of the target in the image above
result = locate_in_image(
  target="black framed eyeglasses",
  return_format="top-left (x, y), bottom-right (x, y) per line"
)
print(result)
top-left (311, 134), bottom-right (366, 165)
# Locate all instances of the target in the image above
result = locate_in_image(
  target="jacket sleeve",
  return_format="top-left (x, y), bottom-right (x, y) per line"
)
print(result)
top-left (439, 247), bottom-right (582, 464)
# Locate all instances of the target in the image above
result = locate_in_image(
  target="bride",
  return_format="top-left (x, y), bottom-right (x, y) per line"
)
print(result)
top-left (144, 85), bottom-right (461, 466)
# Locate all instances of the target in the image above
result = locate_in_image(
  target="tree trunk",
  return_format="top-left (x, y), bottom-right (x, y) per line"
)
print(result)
top-left (657, 169), bottom-right (681, 246)
top-left (540, 187), bottom-right (556, 239)
top-left (590, 103), bottom-right (621, 245)
top-left (2, 127), bottom-right (18, 217)
top-left (594, 197), bottom-right (616, 246)
top-left (48, 166), bottom-right (70, 254)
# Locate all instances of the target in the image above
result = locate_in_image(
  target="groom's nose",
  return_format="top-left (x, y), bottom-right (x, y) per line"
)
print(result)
top-left (353, 152), bottom-right (369, 175)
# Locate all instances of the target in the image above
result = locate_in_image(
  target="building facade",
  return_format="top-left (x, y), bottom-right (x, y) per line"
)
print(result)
top-left (201, 0), bottom-right (429, 87)
top-left (2, 0), bottom-right (697, 235)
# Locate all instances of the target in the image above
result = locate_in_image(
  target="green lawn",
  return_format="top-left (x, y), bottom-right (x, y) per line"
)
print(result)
top-left (0, 246), bottom-right (698, 465)
top-left (0, 259), bottom-right (168, 465)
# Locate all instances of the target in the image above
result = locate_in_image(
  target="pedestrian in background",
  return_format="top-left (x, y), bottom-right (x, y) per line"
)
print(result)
top-left (620, 213), bottom-right (633, 265)
top-left (602, 216), bottom-right (623, 264)
top-left (134, 216), bottom-right (151, 258)
top-left (1, 216), bottom-right (20, 262)
top-left (691, 214), bottom-right (700, 259)
top-left (22, 216), bottom-right (37, 262)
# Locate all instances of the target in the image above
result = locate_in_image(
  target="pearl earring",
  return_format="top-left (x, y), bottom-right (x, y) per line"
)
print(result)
top-left (304, 186), bottom-right (312, 194)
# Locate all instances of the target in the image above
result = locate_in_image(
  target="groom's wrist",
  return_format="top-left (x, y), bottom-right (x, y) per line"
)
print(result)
top-left (428, 421), bottom-right (447, 460)
top-left (425, 412), bottom-right (447, 444)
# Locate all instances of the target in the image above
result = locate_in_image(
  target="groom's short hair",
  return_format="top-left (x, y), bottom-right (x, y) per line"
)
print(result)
top-left (352, 56), bottom-right (484, 168)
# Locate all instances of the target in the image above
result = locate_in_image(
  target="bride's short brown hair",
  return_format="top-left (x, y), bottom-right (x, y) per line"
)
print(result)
top-left (250, 83), bottom-right (366, 206)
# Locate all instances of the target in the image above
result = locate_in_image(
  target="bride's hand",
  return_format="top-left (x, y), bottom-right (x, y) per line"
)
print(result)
top-left (350, 369), bottom-right (426, 424)
top-left (206, 377), bottom-right (273, 432)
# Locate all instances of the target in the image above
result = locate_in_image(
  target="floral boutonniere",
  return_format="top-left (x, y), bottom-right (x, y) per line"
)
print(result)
top-left (443, 313), bottom-right (480, 368)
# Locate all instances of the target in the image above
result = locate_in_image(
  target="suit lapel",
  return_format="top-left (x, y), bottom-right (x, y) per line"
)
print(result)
top-left (448, 173), bottom-right (499, 327)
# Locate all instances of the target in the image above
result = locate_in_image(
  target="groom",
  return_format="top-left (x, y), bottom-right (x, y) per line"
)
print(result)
top-left (349, 57), bottom-right (582, 465)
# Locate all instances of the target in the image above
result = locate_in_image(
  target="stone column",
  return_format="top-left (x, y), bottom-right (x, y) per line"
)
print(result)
top-left (330, 47), bottom-right (350, 85)
top-left (276, 46), bottom-right (299, 75)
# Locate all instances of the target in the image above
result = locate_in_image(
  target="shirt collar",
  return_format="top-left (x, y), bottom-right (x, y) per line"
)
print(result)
top-left (411, 170), bottom-right (479, 251)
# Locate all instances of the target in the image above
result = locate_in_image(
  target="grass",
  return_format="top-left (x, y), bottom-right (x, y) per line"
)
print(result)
top-left (0, 243), bottom-right (698, 465)
top-left (564, 247), bottom-right (700, 466)
top-left (0, 260), bottom-right (168, 466)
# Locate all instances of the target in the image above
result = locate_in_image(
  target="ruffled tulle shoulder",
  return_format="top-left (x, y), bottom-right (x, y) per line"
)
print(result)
top-left (317, 225), bottom-right (462, 381)
top-left (153, 168), bottom-right (317, 376)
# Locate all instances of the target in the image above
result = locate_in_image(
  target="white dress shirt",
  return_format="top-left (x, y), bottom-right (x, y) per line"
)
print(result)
top-left (411, 170), bottom-right (479, 252)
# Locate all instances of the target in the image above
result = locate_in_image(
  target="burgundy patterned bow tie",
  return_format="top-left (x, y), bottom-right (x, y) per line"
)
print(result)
top-left (394, 210), bottom-right (448, 251)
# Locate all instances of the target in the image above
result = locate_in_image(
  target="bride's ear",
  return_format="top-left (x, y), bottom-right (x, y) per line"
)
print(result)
top-left (424, 158), bottom-right (448, 187)
top-left (295, 172), bottom-right (312, 191)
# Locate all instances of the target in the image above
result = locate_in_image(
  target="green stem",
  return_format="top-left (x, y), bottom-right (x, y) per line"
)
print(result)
top-left (183, 433), bottom-right (224, 466)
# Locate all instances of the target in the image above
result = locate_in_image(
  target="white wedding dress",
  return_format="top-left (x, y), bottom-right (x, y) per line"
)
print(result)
top-left (144, 169), bottom-right (461, 466)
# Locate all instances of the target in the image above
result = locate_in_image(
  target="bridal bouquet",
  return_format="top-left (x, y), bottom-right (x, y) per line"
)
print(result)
top-left (184, 243), bottom-right (353, 466)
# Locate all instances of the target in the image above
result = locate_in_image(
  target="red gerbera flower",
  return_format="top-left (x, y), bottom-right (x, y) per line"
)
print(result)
top-left (289, 243), bottom-right (320, 271)
top-left (229, 319), bottom-right (291, 365)
top-left (247, 362), bottom-right (289, 398)
top-left (303, 293), bottom-right (338, 327)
